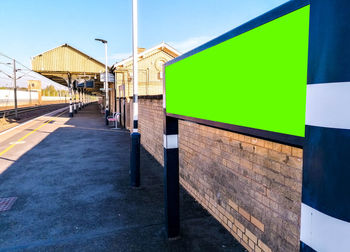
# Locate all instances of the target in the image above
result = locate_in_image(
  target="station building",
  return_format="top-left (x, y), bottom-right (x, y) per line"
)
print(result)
top-left (110, 42), bottom-right (180, 128)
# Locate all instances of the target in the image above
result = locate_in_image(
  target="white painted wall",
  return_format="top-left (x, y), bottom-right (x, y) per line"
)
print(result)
top-left (41, 96), bottom-right (67, 101)
top-left (0, 89), bottom-right (67, 107)
top-left (0, 89), bottom-right (39, 107)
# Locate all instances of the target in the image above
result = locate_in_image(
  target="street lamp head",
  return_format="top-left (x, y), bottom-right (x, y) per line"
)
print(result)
top-left (95, 38), bottom-right (107, 44)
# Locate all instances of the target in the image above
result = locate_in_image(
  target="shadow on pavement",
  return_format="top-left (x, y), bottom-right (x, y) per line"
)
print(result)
top-left (0, 104), bottom-right (246, 252)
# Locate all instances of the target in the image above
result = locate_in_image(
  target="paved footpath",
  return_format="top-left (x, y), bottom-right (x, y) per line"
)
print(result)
top-left (0, 103), bottom-right (245, 252)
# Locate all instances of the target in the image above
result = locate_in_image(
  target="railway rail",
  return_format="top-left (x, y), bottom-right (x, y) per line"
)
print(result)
top-left (0, 103), bottom-right (68, 119)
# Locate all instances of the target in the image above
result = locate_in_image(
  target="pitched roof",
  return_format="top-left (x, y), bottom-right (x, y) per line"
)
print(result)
top-left (113, 42), bottom-right (181, 68)
top-left (32, 43), bottom-right (106, 68)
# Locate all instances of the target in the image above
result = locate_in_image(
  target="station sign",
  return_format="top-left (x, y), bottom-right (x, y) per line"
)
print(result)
top-left (100, 73), bottom-right (115, 83)
top-left (76, 80), bottom-right (94, 89)
top-left (85, 80), bottom-right (94, 88)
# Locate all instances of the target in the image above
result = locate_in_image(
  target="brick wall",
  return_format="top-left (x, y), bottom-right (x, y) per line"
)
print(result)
top-left (126, 96), bottom-right (303, 252)
top-left (138, 98), bottom-right (164, 165)
top-left (179, 120), bottom-right (302, 252)
top-left (121, 97), bottom-right (164, 166)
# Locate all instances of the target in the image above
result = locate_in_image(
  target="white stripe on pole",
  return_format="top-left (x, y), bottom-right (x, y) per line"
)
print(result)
top-left (133, 103), bottom-right (138, 120)
top-left (306, 82), bottom-right (350, 129)
top-left (132, 0), bottom-right (138, 131)
top-left (301, 203), bottom-right (350, 252)
top-left (163, 134), bottom-right (178, 149)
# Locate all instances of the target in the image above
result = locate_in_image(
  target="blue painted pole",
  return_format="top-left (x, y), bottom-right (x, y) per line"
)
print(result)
top-left (163, 115), bottom-right (180, 239)
top-left (130, 129), bottom-right (140, 187)
top-left (105, 108), bottom-right (109, 125)
top-left (300, 1), bottom-right (350, 251)
top-left (162, 41), bottom-right (180, 238)
top-left (73, 88), bottom-right (77, 114)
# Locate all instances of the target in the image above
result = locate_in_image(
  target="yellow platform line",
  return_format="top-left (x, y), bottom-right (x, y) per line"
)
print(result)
top-left (0, 111), bottom-right (66, 157)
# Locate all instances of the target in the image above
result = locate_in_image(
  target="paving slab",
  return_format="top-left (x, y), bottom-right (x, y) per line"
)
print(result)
top-left (0, 103), bottom-right (246, 252)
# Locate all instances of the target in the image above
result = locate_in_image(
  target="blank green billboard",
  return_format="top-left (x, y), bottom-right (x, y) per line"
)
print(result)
top-left (165, 5), bottom-right (310, 138)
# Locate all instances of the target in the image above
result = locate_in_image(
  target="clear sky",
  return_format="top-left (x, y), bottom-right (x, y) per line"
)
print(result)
top-left (0, 0), bottom-right (288, 68)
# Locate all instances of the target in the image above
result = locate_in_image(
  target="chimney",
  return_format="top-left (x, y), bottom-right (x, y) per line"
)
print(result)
top-left (138, 48), bottom-right (146, 54)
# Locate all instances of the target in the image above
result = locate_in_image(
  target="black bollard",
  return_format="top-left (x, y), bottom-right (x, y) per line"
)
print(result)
top-left (105, 109), bottom-right (110, 125)
top-left (130, 132), bottom-right (140, 187)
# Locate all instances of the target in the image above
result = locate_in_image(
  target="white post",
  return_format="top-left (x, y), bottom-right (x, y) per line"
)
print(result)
top-left (13, 59), bottom-right (18, 119)
top-left (132, 0), bottom-right (138, 133)
top-left (68, 75), bottom-right (73, 117)
top-left (29, 84), bottom-right (32, 105)
top-left (104, 43), bottom-right (109, 113)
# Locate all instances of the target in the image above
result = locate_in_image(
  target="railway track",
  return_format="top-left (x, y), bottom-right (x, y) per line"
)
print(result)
top-left (0, 103), bottom-right (68, 119)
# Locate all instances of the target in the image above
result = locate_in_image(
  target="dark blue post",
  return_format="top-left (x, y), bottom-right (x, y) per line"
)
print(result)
top-left (74, 88), bottom-right (77, 114)
top-left (78, 89), bottom-right (81, 110)
top-left (130, 127), bottom-right (140, 187)
top-left (300, 1), bottom-right (350, 251)
top-left (163, 58), bottom-right (180, 239)
top-left (164, 115), bottom-right (180, 239)
top-left (105, 108), bottom-right (110, 125)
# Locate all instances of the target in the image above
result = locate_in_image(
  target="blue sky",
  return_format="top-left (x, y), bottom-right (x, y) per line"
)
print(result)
top-left (0, 0), bottom-right (288, 68)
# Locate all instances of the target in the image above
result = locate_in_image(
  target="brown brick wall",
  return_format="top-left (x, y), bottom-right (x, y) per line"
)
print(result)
top-left (179, 120), bottom-right (302, 252)
top-left (127, 97), bottom-right (302, 252)
top-left (138, 98), bottom-right (164, 165)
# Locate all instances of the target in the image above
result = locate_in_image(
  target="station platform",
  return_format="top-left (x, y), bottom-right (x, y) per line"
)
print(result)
top-left (0, 103), bottom-right (245, 251)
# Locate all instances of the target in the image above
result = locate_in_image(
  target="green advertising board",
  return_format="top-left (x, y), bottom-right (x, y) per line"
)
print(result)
top-left (165, 4), bottom-right (310, 143)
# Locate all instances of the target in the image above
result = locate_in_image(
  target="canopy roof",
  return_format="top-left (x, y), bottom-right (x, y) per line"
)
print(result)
top-left (32, 44), bottom-right (108, 92)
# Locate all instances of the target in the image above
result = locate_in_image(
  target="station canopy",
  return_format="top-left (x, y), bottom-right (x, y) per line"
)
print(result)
top-left (31, 44), bottom-right (109, 94)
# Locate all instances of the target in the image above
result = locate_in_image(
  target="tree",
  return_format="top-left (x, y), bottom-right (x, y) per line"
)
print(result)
top-left (42, 85), bottom-right (59, 96)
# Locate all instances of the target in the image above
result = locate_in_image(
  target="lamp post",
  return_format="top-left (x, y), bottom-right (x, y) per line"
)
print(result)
top-left (13, 59), bottom-right (18, 119)
top-left (95, 38), bottom-right (109, 125)
top-left (130, 0), bottom-right (141, 188)
top-left (0, 61), bottom-right (18, 119)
